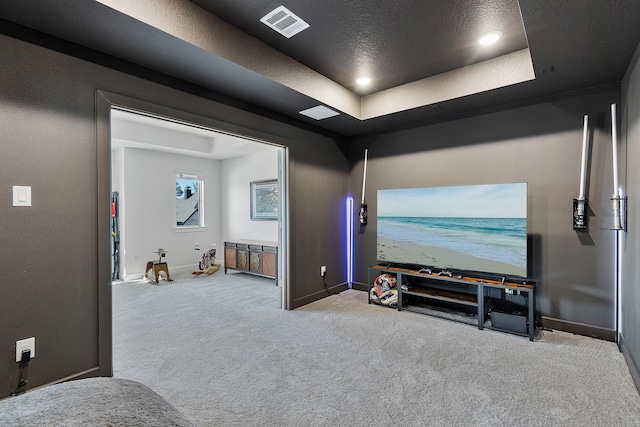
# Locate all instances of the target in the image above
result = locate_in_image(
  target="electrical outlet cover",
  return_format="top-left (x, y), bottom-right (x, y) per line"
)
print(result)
top-left (16, 337), bottom-right (35, 362)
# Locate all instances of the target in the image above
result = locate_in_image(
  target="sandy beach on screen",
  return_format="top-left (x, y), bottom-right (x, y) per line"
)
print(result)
top-left (377, 236), bottom-right (523, 276)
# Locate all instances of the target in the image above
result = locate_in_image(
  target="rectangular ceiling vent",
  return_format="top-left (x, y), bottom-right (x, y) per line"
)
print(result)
top-left (299, 105), bottom-right (340, 121)
top-left (260, 6), bottom-right (309, 38)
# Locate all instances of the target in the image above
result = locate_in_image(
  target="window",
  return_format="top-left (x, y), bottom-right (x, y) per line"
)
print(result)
top-left (176, 172), bottom-right (204, 227)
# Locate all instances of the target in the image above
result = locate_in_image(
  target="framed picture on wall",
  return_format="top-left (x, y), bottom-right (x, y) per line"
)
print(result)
top-left (250, 179), bottom-right (278, 220)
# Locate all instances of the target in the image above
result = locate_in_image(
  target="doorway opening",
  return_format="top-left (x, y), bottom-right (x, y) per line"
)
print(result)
top-left (109, 107), bottom-right (287, 299)
top-left (96, 90), bottom-right (290, 375)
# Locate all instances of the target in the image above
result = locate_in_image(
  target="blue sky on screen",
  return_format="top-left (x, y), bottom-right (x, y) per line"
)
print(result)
top-left (378, 183), bottom-right (527, 218)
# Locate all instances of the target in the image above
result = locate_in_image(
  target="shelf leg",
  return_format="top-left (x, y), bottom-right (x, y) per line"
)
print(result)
top-left (367, 268), bottom-right (371, 304)
top-left (529, 287), bottom-right (535, 341)
top-left (478, 283), bottom-right (484, 330)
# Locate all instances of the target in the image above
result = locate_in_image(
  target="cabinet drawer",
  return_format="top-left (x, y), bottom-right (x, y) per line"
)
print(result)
top-left (262, 252), bottom-right (277, 277)
top-left (249, 251), bottom-right (261, 272)
top-left (224, 247), bottom-right (237, 269)
top-left (237, 249), bottom-right (248, 270)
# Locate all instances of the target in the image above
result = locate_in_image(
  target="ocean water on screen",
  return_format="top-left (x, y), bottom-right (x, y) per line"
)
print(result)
top-left (378, 216), bottom-right (527, 268)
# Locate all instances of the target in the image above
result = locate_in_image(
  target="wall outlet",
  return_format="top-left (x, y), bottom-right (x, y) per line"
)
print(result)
top-left (320, 265), bottom-right (326, 277)
top-left (16, 337), bottom-right (35, 362)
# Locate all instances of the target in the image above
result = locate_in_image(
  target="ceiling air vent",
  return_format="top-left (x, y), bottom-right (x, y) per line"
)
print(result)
top-left (299, 106), bottom-right (339, 121)
top-left (260, 6), bottom-right (310, 38)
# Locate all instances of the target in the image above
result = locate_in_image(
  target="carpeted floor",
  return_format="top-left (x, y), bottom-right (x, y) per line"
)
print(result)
top-left (112, 271), bottom-right (640, 426)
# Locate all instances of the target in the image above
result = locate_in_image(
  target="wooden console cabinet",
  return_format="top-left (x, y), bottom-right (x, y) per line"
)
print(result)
top-left (224, 240), bottom-right (277, 281)
top-left (368, 265), bottom-right (536, 340)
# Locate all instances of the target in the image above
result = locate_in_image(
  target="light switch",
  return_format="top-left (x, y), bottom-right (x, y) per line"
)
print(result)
top-left (13, 186), bottom-right (32, 207)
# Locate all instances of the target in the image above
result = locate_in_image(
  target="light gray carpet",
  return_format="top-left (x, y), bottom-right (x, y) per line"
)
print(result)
top-left (0, 377), bottom-right (196, 427)
top-left (113, 272), bottom-right (640, 426)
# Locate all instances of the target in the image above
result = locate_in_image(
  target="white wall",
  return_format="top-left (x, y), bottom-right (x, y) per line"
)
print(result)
top-left (119, 148), bottom-right (221, 278)
top-left (221, 148), bottom-right (279, 242)
top-left (111, 145), bottom-right (279, 280)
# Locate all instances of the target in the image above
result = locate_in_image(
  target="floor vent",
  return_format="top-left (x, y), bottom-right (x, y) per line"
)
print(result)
top-left (260, 6), bottom-right (309, 38)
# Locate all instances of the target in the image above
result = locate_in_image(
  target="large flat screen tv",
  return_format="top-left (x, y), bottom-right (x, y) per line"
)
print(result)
top-left (377, 183), bottom-right (528, 278)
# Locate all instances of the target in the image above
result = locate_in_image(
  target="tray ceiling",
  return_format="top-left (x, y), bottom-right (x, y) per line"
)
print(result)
top-left (1, 0), bottom-right (639, 136)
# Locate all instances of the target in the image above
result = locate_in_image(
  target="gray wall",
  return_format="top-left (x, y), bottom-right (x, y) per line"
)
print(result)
top-left (0, 34), bottom-right (348, 397)
top-left (621, 40), bottom-right (640, 389)
top-left (350, 85), bottom-right (620, 339)
top-left (2, 23), bottom-right (638, 398)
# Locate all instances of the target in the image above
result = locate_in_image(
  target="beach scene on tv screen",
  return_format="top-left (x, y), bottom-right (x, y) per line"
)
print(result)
top-left (377, 183), bottom-right (527, 277)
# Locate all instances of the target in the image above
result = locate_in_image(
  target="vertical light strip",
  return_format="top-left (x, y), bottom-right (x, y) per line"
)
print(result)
top-left (346, 196), bottom-right (354, 287)
top-left (616, 189), bottom-right (624, 341)
top-left (617, 229), bottom-right (622, 341)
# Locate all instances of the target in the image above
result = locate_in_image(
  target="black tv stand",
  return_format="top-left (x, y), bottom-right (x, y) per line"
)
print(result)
top-left (368, 264), bottom-right (536, 341)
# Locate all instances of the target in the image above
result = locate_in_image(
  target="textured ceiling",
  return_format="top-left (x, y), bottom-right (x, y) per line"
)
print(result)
top-left (191, 0), bottom-right (529, 94)
top-left (1, 0), bottom-right (640, 137)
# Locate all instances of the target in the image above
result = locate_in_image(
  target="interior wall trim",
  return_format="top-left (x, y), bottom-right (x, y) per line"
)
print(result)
top-left (30, 367), bottom-right (100, 393)
top-left (542, 316), bottom-right (616, 342)
top-left (292, 283), bottom-right (349, 309)
top-left (343, 291), bottom-right (617, 342)
top-left (96, 90), bottom-right (113, 377)
top-left (351, 282), bottom-right (369, 292)
top-left (619, 333), bottom-right (640, 393)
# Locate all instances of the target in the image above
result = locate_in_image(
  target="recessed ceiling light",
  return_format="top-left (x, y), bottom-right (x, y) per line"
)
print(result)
top-left (477, 31), bottom-right (502, 46)
top-left (356, 76), bottom-right (371, 86)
